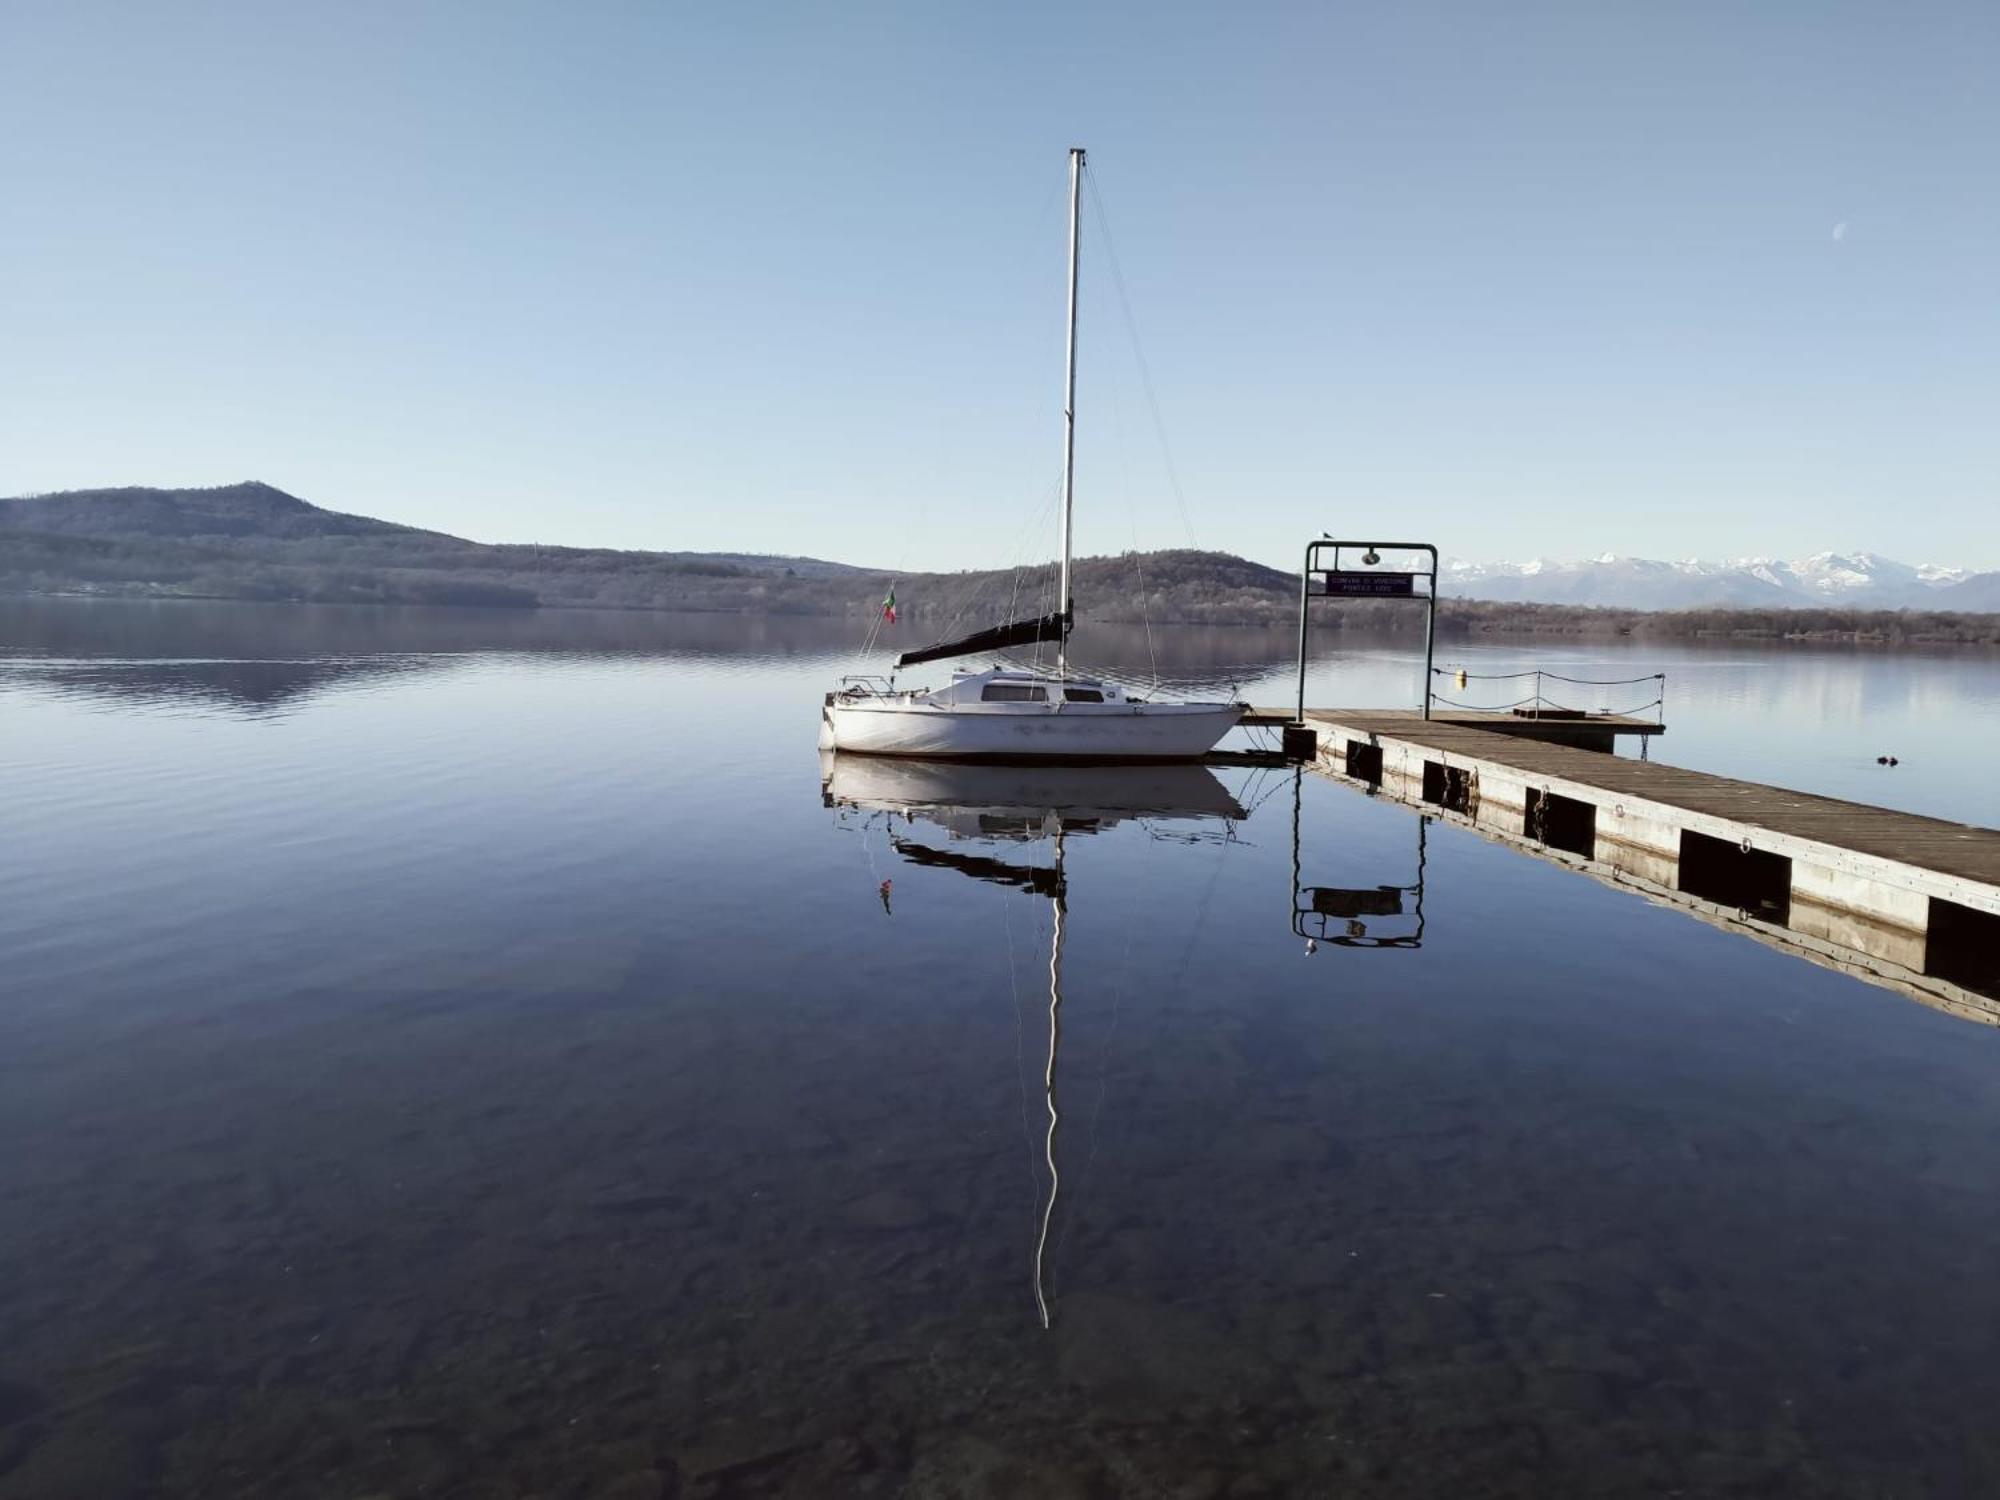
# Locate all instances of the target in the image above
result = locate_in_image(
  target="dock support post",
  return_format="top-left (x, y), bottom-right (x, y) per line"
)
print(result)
top-left (1295, 543), bottom-right (1313, 725)
top-left (1422, 577), bottom-right (1437, 722)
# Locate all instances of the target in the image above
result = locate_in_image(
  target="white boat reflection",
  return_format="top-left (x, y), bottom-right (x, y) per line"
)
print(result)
top-left (821, 752), bottom-right (1249, 1327)
top-left (821, 754), bottom-right (1247, 841)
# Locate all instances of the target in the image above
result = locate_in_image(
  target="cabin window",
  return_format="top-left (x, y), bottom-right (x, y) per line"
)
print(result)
top-left (981, 683), bottom-right (1048, 703)
top-left (1063, 688), bottom-right (1105, 703)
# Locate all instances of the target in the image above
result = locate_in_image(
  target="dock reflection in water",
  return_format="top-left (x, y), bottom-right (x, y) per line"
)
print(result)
top-left (1313, 751), bottom-right (2000, 1024)
top-left (1290, 771), bottom-right (1429, 951)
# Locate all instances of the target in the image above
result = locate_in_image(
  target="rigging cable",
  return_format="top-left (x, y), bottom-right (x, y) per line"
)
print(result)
top-left (1085, 169), bottom-right (1201, 553)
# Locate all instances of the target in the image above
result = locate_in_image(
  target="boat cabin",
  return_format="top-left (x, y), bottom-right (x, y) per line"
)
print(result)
top-left (921, 667), bottom-right (1133, 708)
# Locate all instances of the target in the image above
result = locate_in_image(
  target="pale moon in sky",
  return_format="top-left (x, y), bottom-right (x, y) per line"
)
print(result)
top-left (1832, 222), bottom-right (1849, 241)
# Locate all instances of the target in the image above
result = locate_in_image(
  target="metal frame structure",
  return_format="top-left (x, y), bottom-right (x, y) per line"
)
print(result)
top-left (1289, 771), bottom-right (1429, 950)
top-left (1295, 539), bottom-right (1440, 723)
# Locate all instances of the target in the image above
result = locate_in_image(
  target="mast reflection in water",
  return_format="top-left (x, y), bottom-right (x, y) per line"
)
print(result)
top-left (821, 755), bottom-right (1248, 1327)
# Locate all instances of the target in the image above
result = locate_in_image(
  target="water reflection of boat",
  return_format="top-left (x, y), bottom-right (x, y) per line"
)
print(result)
top-left (822, 752), bottom-right (1249, 1326)
top-left (822, 755), bottom-right (1247, 840)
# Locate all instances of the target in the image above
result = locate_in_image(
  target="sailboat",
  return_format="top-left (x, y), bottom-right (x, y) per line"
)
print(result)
top-left (821, 148), bottom-right (1245, 763)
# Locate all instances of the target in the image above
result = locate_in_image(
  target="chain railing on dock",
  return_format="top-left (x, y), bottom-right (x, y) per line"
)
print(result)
top-left (1427, 667), bottom-right (1666, 724)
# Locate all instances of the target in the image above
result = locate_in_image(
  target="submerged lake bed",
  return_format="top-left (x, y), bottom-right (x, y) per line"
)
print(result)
top-left (4, 600), bottom-right (2000, 1498)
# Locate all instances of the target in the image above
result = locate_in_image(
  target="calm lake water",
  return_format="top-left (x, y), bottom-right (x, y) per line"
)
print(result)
top-left (4, 599), bottom-right (2000, 1499)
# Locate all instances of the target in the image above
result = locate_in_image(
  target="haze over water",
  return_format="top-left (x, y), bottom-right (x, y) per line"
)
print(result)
top-left (4, 599), bottom-right (2000, 1498)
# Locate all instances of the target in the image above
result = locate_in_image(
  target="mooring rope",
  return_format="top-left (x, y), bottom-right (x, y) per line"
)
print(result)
top-left (1433, 668), bottom-right (1665, 687)
top-left (1427, 692), bottom-right (1544, 712)
top-left (1425, 666), bottom-right (1666, 721)
top-left (1428, 691), bottom-right (1666, 716)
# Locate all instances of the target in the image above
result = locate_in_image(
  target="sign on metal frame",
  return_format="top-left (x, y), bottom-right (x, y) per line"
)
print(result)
top-left (1318, 570), bottom-right (1416, 598)
top-left (1296, 538), bottom-right (1440, 722)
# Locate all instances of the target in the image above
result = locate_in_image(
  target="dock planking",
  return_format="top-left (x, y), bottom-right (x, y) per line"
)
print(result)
top-left (1243, 708), bottom-right (1663, 733)
top-left (1245, 706), bottom-right (1664, 753)
top-left (1301, 710), bottom-right (2000, 889)
top-left (1269, 707), bottom-right (2000, 1016)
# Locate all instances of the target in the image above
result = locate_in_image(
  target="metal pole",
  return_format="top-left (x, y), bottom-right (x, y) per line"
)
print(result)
top-left (1056, 147), bottom-right (1084, 680)
top-left (1421, 550), bottom-right (1438, 721)
top-left (1295, 543), bottom-right (1315, 724)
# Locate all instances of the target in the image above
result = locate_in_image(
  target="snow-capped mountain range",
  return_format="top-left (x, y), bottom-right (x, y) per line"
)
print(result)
top-left (1439, 551), bottom-right (2000, 611)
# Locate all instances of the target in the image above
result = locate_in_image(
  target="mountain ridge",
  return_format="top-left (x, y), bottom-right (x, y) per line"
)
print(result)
top-left (4, 482), bottom-right (1999, 622)
top-left (1441, 549), bottom-right (1999, 610)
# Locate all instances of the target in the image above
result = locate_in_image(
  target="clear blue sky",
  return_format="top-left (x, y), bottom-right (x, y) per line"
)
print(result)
top-left (3, 1), bottom-right (1994, 570)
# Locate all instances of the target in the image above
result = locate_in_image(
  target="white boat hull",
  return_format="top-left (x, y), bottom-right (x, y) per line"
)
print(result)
top-left (825, 698), bottom-right (1242, 762)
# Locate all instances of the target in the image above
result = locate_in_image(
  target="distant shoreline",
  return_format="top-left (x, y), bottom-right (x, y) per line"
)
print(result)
top-left (8, 588), bottom-right (1999, 652)
top-left (6, 483), bottom-right (1999, 649)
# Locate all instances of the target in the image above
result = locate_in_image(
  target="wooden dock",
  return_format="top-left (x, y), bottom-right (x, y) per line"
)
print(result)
top-left (1244, 706), bottom-right (1665, 753)
top-left (1277, 708), bottom-right (2000, 1009)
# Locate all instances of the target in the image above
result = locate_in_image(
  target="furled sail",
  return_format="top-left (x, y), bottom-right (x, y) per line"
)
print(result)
top-left (895, 609), bottom-right (1070, 670)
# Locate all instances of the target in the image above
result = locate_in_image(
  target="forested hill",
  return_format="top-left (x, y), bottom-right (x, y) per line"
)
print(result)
top-left (0, 482), bottom-right (431, 540)
top-left (0, 482), bottom-right (873, 612)
top-left (3, 483), bottom-right (1998, 644)
top-left (0, 481), bottom-right (1285, 621)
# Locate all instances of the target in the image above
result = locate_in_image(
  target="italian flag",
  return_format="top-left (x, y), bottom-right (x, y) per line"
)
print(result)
top-left (882, 589), bottom-right (897, 625)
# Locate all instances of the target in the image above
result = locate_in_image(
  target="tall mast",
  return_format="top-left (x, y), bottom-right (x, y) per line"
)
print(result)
top-left (1057, 146), bottom-right (1084, 679)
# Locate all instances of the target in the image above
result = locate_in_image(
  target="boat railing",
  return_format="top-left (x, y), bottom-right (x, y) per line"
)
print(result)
top-left (835, 675), bottom-right (900, 699)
